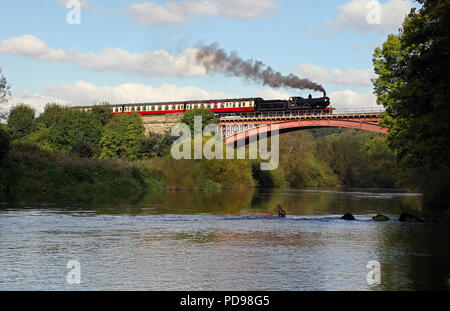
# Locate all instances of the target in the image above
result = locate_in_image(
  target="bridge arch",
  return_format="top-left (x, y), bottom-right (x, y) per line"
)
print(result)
top-left (221, 116), bottom-right (387, 146)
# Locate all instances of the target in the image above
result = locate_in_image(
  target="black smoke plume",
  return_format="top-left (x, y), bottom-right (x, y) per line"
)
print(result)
top-left (195, 43), bottom-right (326, 96)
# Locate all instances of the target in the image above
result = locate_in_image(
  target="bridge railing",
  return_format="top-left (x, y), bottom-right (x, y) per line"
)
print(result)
top-left (217, 107), bottom-right (385, 120)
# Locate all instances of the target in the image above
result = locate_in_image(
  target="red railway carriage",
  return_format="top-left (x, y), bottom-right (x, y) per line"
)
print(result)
top-left (108, 98), bottom-right (258, 116)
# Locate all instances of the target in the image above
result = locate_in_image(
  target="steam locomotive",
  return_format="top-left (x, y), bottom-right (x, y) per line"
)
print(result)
top-left (78, 94), bottom-right (333, 115)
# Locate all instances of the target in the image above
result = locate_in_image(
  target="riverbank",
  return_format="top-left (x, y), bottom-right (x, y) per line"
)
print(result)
top-left (0, 143), bottom-right (163, 203)
top-left (0, 143), bottom-right (259, 202)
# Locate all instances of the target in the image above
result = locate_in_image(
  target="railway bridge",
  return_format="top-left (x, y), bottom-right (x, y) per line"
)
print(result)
top-left (218, 108), bottom-right (387, 146)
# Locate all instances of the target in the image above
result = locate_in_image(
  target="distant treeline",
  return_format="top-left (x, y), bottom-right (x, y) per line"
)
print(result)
top-left (0, 103), bottom-right (403, 202)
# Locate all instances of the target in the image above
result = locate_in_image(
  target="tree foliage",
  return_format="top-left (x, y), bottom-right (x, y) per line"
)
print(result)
top-left (0, 70), bottom-right (9, 102)
top-left (91, 102), bottom-right (113, 126)
top-left (136, 132), bottom-right (176, 159)
top-left (0, 126), bottom-right (9, 161)
top-left (48, 109), bottom-right (103, 153)
top-left (372, 0), bottom-right (450, 204)
top-left (7, 104), bottom-right (35, 141)
top-left (100, 112), bottom-right (145, 160)
top-left (180, 108), bottom-right (218, 134)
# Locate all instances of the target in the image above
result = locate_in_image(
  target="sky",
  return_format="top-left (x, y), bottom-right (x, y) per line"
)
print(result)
top-left (0, 0), bottom-right (416, 114)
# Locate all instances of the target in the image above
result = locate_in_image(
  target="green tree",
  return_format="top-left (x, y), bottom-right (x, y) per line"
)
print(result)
top-left (0, 126), bottom-right (9, 161)
top-left (91, 102), bottom-right (113, 126)
top-left (136, 132), bottom-right (176, 159)
top-left (100, 112), bottom-right (145, 160)
top-left (372, 0), bottom-right (450, 205)
top-left (280, 131), bottom-right (338, 187)
top-left (36, 103), bottom-right (67, 128)
top-left (180, 108), bottom-right (218, 134)
top-left (317, 131), bottom-right (364, 185)
top-left (7, 104), bottom-right (35, 141)
top-left (48, 109), bottom-right (103, 153)
top-left (0, 68), bottom-right (10, 121)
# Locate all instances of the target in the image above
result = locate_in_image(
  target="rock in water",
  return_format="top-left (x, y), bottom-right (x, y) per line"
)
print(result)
top-left (373, 214), bottom-right (389, 221)
top-left (277, 204), bottom-right (286, 217)
top-left (399, 212), bottom-right (423, 222)
top-left (341, 213), bottom-right (355, 220)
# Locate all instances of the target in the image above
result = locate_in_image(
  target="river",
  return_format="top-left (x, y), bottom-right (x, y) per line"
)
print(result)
top-left (0, 188), bottom-right (449, 291)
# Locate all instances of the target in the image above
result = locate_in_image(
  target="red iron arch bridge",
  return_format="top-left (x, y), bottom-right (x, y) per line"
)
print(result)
top-left (218, 108), bottom-right (387, 146)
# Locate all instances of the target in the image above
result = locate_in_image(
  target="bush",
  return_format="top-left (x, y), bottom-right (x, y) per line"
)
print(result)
top-left (7, 104), bottom-right (35, 141)
top-left (71, 140), bottom-right (95, 158)
top-left (0, 143), bottom-right (163, 202)
top-left (0, 126), bottom-right (9, 161)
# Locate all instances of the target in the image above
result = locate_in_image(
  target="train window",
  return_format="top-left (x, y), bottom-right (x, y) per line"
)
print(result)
top-left (207, 104), bottom-right (211, 109)
top-left (172, 105), bottom-right (175, 110)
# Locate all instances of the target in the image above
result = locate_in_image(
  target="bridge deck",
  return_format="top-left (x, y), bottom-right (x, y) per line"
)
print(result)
top-left (219, 112), bottom-right (383, 123)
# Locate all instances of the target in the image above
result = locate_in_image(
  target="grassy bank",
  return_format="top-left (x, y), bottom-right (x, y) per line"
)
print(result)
top-left (0, 143), bottom-right (163, 203)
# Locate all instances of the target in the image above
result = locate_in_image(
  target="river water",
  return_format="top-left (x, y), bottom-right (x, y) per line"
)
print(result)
top-left (0, 188), bottom-right (449, 291)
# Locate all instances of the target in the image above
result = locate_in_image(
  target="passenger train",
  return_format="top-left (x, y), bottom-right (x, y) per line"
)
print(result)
top-left (76, 95), bottom-right (334, 116)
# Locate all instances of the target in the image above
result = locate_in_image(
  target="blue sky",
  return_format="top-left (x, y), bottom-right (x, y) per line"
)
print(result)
top-left (0, 0), bottom-right (415, 113)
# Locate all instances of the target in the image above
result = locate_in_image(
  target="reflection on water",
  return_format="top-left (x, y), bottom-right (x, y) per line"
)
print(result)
top-left (0, 188), bottom-right (449, 291)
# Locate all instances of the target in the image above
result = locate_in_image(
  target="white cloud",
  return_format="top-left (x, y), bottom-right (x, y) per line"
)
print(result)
top-left (3, 81), bottom-right (236, 116)
top-left (328, 89), bottom-right (379, 111)
top-left (124, 0), bottom-right (280, 26)
top-left (0, 34), bottom-right (206, 77)
top-left (328, 0), bottom-right (413, 33)
top-left (72, 47), bottom-right (205, 76)
top-left (0, 35), bottom-right (67, 62)
top-left (298, 64), bottom-right (376, 86)
top-left (42, 81), bottom-right (235, 105)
